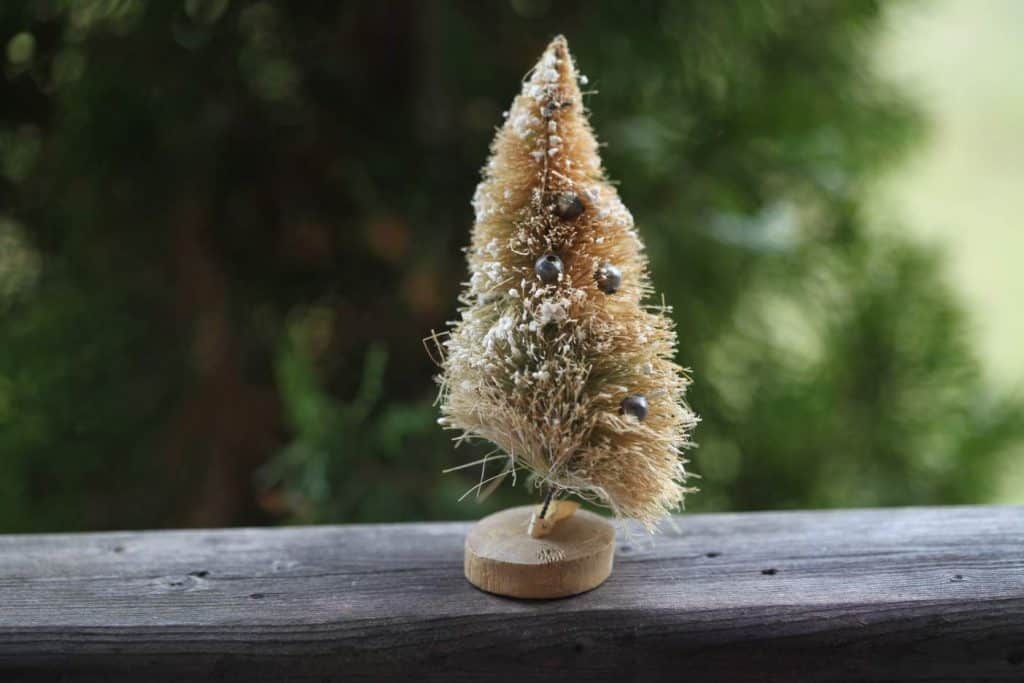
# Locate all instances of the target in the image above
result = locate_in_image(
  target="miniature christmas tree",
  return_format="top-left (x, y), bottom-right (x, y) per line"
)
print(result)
top-left (437, 36), bottom-right (698, 530)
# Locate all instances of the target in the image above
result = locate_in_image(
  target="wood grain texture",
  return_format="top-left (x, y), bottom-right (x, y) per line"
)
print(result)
top-left (464, 506), bottom-right (615, 598)
top-left (1, 506), bottom-right (1023, 682)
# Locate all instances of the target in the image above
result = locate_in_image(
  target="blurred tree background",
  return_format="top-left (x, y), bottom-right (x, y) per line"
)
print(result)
top-left (1, 0), bottom-right (1021, 532)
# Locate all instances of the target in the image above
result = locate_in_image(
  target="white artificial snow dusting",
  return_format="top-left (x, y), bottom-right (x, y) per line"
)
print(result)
top-left (536, 299), bottom-right (569, 325)
top-left (506, 45), bottom-right (567, 165)
top-left (539, 51), bottom-right (559, 80)
top-left (510, 110), bottom-right (541, 139)
top-left (472, 185), bottom-right (498, 222)
top-left (483, 313), bottom-right (516, 352)
top-left (469, 260), bottom-right (505, 295)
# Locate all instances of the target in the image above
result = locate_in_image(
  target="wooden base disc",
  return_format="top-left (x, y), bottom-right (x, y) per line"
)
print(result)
top-left (464, 505), bottom-right (615, 599)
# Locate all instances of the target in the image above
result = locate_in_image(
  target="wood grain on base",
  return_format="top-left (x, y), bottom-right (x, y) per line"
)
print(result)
top-left (464, 506), bottom-right (615, 599)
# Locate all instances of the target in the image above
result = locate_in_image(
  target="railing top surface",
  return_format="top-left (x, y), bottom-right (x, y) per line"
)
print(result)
top-left (1, 505), bottom-right (1022, 681)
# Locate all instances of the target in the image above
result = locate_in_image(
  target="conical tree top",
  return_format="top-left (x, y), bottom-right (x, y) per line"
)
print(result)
top-left (438, 36), bottom-right (697, 527)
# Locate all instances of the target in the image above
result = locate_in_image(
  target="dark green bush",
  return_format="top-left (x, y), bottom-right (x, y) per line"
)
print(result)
top-left (0, 1), bottom-right (1019, 531)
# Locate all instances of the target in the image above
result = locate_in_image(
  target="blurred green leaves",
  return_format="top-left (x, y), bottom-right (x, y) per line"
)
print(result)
top-left (0, 0), bottom-right (1020, 531)
top-left (265, 313), bottom-right (514, 523)
top-left (6, 31), bottom-right (34, 65)
top-left (0, 271), bottom-right (179, 531)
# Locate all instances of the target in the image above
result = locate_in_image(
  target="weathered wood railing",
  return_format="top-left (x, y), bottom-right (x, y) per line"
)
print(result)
top-left (1, 505), bottom-right (1022, 681)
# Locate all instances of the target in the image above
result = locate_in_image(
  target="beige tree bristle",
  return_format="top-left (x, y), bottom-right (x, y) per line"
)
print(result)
top-left (434, 35), bottom-right (698, 528)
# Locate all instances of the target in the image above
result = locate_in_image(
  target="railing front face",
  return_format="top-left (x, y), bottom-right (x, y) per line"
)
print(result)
top-left (1, 505), bottom-right (1022, 682)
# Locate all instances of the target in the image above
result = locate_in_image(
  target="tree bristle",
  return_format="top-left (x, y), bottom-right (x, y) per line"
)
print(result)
top-left (435, 36), bottom-right (698, 528)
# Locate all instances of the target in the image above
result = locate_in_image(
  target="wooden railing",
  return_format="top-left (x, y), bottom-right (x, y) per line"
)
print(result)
top-left (1, 505), bottom-right (1022, 681)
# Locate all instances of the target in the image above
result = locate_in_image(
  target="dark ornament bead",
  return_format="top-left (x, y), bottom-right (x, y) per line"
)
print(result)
top-left (553, 192), bottom-right (585, 220)
top-left (535, 253), bottom-right (564, 284)
top-left (596, 263), bottom-right (622, 294)
top-left (620, 394), bottom-right (648, 421)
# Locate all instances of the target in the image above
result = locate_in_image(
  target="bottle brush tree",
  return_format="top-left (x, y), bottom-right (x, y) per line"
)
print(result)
top-left (436, 36), bottom-right (698, 528)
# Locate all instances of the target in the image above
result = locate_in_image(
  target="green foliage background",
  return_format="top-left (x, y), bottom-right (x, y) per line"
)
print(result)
top-left (1, 0), bottom-right (1020, 531)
